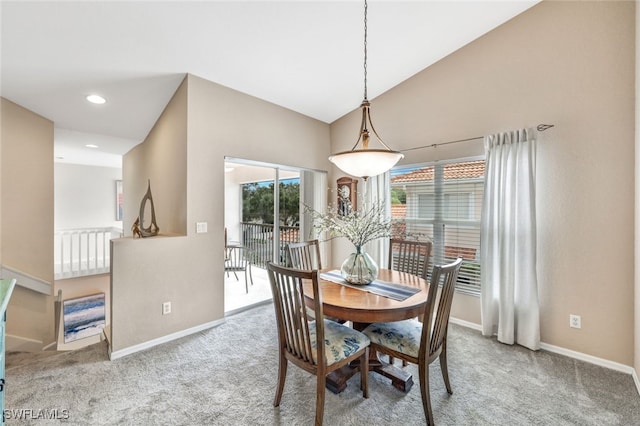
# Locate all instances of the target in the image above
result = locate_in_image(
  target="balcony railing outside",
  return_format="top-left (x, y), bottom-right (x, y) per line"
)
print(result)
top-left (54, 227), bottom-right (123, 279)
top-left (240, 223), bottom-right (299, 268)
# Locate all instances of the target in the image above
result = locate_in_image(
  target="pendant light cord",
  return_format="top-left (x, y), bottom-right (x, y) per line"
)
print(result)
top-left (363, 0), bottom-right (368, 101)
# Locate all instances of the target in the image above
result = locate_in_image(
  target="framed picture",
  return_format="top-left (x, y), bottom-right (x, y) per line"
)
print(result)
top-left (116, 180), bottom-right (123, 220)
top-left (337, 177), bottom-right (357, 216)
top-left (63, 293), bottom-right (106, 343)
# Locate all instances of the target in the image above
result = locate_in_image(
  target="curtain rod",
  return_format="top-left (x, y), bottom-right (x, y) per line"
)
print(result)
top-left (400, 123), bottom-right (554, 153)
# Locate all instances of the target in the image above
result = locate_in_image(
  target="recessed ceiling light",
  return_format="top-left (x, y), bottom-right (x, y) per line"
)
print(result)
top-left (85, 144), bottom-right (99, 149)
top-left (86, 94), bottom-right (106, 104)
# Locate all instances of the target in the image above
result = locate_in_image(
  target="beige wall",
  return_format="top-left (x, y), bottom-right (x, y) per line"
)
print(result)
top-left (111, 74), bottom-right (330, 354)
top-left (124, 79), bottom-right (188, 237)
top-left (1, 98), bottom-right (55, 346)
top-left (331, 1), bottom-right (635, 365)
top-left (111, 78), bottom-right (189, 352)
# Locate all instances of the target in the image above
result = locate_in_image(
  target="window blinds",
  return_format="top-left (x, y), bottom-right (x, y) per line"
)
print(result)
top-left (390, 158), bottom-right (484, 295)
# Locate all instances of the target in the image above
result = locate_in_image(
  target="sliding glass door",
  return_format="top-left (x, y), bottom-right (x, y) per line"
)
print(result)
top-left (224, 157), bottom-right (327, 268)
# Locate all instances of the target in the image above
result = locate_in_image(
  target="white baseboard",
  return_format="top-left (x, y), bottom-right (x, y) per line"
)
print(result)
top-left (6, 334), bottom-right (44, 352)
top-left (1, 265), bottom-right (51, 295)
top-left (539, 342), bottom-right (635, 375)
top-left (449, 317), bottom-right (482, 332)
top-left (108, 318), bottom-right (226, 360)
top-left (224, 299), bottom-right (273, 317)
top-left (42, 341), bottom-right (57, 351)
top-left (449, 317), bottom-right (636, 377)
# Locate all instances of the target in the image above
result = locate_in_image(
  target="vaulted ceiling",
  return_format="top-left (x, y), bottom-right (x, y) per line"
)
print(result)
top-left (1, 1), bottom-right (539, 167)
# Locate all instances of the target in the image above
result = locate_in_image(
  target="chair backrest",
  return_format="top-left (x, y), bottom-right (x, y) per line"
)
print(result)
top-left (286, 240), bottom-right (322, 270)
top-left (420, 258), bottom-right (463, 361)
top-left (225, 245), bottom-right (249, 270)
top-left (267, 262), bottom-right (324, 367)
top-left (388, 238), bottom-right (432, 279)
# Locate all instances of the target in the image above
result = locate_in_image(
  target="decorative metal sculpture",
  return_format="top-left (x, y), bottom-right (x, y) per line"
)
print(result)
top-left (137, 180), bottom-right (159, 237)
top-left (131, 218), bottom-right (142, 238)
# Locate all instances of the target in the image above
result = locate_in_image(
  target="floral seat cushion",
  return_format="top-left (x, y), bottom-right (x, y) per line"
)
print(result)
top-left (309, 319), bottom-right (370, 365)
top-left (362, 320), bottom-right (423, 359)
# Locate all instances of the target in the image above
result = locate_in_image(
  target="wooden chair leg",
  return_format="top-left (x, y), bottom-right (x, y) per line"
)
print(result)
top-left (419, 361), bottom-right (434, 425)
top-left (316, 374), bottom-right (326, 426)
top-left (439, 343), bottom-right (452, 394)
top-left (361, 348), bottom-right (369, 398)
top-left (387, 355), bottom-right (407, 367)
top-left (274, 354), bottom-right (287, 407)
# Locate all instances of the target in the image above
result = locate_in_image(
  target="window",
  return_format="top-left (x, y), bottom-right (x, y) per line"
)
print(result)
top-left (391, 158), bottom-right (484, 295)
top-left (417, 192), bottom-right (472, 220)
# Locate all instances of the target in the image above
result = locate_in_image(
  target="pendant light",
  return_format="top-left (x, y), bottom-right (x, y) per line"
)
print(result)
top-left (328, 0), bottom-right (404, 180)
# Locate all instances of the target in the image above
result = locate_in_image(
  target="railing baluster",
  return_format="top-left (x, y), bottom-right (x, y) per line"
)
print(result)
top-left (59, 233), bottom-right (64, 276)
top-left (239, 222), bottom-right (300, 269)
top-left (54, 227), bottom-right (123, 279)
top-left (93, 231), bottom-right (97, 271)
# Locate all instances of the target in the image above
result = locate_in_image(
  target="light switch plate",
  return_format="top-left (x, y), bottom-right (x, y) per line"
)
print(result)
top-left (196, 222), bottom-right (208, 233)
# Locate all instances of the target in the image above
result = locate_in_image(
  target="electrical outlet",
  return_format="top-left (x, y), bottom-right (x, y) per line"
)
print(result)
top-left (162, 302), bottom-right (172, 315)
top-left (569, 314), bottom-right (581, 329)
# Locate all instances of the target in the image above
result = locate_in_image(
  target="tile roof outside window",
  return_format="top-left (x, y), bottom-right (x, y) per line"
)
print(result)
top-left (391, 160), bottom-right (485, 183)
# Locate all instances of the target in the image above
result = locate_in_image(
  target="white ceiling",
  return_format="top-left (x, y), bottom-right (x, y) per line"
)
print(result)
top-left (1, 1), bottom-right (539, 168)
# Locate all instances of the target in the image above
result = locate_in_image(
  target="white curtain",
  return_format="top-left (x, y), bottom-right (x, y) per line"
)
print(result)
top-left (480, 128), bottom-right (540, 350)
top-left (362, 172), bottom-right (390, 266)
top-left (300, 170), bottom-right (328, 258)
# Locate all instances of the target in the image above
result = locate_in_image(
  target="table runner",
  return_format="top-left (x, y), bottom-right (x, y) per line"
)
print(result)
top-left (320, 270), bottom-right (421, 302)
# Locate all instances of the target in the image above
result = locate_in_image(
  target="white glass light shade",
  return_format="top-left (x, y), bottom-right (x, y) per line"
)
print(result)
top-left (86, 94), bottom-right (106, 104)
top-left (328, 1), bottom-right (403, 180)
top-left (329, 149), bottom-right (404, 179)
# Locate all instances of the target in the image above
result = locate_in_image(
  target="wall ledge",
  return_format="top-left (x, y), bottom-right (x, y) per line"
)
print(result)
top-left (1, 265), bottom-right (51, 295)
top-left (108, 317), bottom-right (225, 360)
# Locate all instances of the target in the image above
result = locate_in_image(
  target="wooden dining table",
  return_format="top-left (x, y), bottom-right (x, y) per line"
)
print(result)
top-left (303, 268), bottom-right (430, 394)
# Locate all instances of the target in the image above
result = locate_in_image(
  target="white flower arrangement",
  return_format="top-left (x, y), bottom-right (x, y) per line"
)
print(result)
top-left (305, 200), bottom-right (391, 249)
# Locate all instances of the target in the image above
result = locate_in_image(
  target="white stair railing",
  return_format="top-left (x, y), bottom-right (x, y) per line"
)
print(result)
top-left (54, 227), bottom-right (123, 279)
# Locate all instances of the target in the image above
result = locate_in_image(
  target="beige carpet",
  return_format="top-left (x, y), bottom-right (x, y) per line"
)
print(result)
top-left (6, 303), bottom-right (640, 425)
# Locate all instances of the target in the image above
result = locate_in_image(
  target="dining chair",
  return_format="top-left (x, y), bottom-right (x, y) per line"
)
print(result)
top-left (224, 245), bottom-right (253, 293)
top-left (285, 240), bottom-right (346, 324)
top-left (266, 262), bottom-right (370, 426)
top-left (387, 238), bottom-right (433, 366)
top-left (286, 239), bottom-right (322, 270)
top-left (363, 257), bottom-right (463, 425)
top-left (388, 238), bottom-right (432, 280)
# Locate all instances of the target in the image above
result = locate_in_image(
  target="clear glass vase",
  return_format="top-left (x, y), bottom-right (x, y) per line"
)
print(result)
top-left (340, 246), bottom-right (379, 285)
